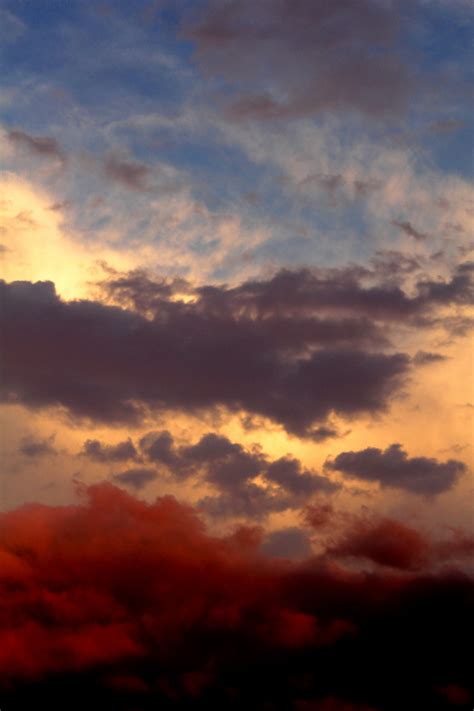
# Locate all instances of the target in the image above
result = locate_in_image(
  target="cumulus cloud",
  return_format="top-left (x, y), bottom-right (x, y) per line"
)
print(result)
top-left (266, 457), bottom-right (337, 497)
top-left (0, 484), bottom-right (472, 709)
top-left (80, 438), bottom-right (138, 463)
top-left (325, 443), bottom-right (466, 494)
top-left (138, 430), bottom-right (339, 518)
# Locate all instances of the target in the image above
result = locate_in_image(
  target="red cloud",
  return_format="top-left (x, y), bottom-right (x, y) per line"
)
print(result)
top-left (0, 484), bottom-right (472, 709)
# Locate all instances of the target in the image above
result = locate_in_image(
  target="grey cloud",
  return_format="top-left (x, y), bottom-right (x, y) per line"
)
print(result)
top-left (80, 438), bottom-right (139, 463)
top-left (137, 430), bottom-right (339, 518)
top-left (112, 467), bottom-right (157, 490)
top-left (391, 220), bottom-right (428, 241)
top-left (3, 264), bottom-right (470, 437)
top-left (413, 351), bottom-right (447, 366)
top-left (19, 435), bottom-right (57, 458)
top-left (266, 457), bottom-right (339, 496)
top-left (7, 129), bottom-right (66, 162)
top-left (261, 527), bottom-right (313, 560)
top-left (103, 153), bottom-right (151, 191)
top-left (325, 443), bottom-right (466, 494)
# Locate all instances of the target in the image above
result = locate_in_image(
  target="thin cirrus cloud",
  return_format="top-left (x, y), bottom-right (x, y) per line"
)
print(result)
top-left (185, 0), bottom-right (421, 121)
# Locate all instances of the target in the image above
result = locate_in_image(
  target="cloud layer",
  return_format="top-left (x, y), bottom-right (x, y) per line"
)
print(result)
top-left (0, 484), bottom-right (472, 710)
top-left (3, 262), bottom-right (471, 436)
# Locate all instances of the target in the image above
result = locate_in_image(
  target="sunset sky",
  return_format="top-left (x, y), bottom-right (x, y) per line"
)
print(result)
top-left (0, 1), bottom-right (473, 709)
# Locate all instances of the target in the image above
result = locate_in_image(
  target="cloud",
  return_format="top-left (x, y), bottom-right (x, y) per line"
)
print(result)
top-left (80, 438), bottom-right (138, 463)
top-left (0, 483), bottom-right (472, 709)
top-left (304, 506), bottom-right (474, 571)
top-left (391, 219), bottom-right (428, 241)
top-left (1, 275), bottom-right (415, 437)
top-left (111, 467), bottom-right (157, 490)
top-left (185, 0), bottom-right (420, 121)
top-left (266, 457), bottom-right (338, 497)
top-left (2, 262), bottom-right (470, 437)
top-left (412, 350), bottom-right (447, 366)
top-left (325, 443), bottom-right (466, 494)
top-left (261, 527), bottom-right (313, 560)
top-left (328, 517), bottom-right (431, 570)
top-left (103, 153), bottom-right (151, 191)
top-left (7, 129), bottom-right (66, 162)
top-left (19, 435), bottom-right (57, 458)
top-left (138, 430), bottom-right (339, 518)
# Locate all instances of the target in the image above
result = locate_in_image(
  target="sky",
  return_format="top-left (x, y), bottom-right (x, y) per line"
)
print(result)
top-left (0, 1), bottom-right (473, 709)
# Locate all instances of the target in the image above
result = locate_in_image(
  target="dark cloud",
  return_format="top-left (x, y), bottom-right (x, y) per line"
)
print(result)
top-left (103, 153), bottom-right (150, 191)
top-left (186, 0), bottom-right (418, 121)
top-left (7, 129), bottom-right (66, 162)
top-left (139, 430), bottom-right (179, 467)
top-left (266, 457), bottom-right (338, 497)
top-left (181, 432), bottom-right (243, 463)
top-left (19, 435), bottom-right (57, 458)
top-left (0, 277), bottom-right (413, 437)
top-left (413, 350), bottom-right (447, 366)
top-left (80, 438), bottom-right (138, 463)
top-left (137, 430), bottom-right (339, 518)
top-left (371, 250), bottom-right (421, 278)
top-left (311, 425), bottom-right (340, 442)
top-left (325, 443), bottom-right (466, 494)
top-left (391, 219), bottom-right (428, 241)
top-left (0, 483), bottom-right (472, 710)
top-left (111, 467), bottom-right (157, 490)
top-left (417, 261), bottom-right (474, 307)
top-left (198, 483), bottom-right (294, 519)
top-left (2, 264), bottom-right (470, 436)
top-left (190, 263), bottom-right (473, 323)
top-left (261, 527), bottom-right (313, 560)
